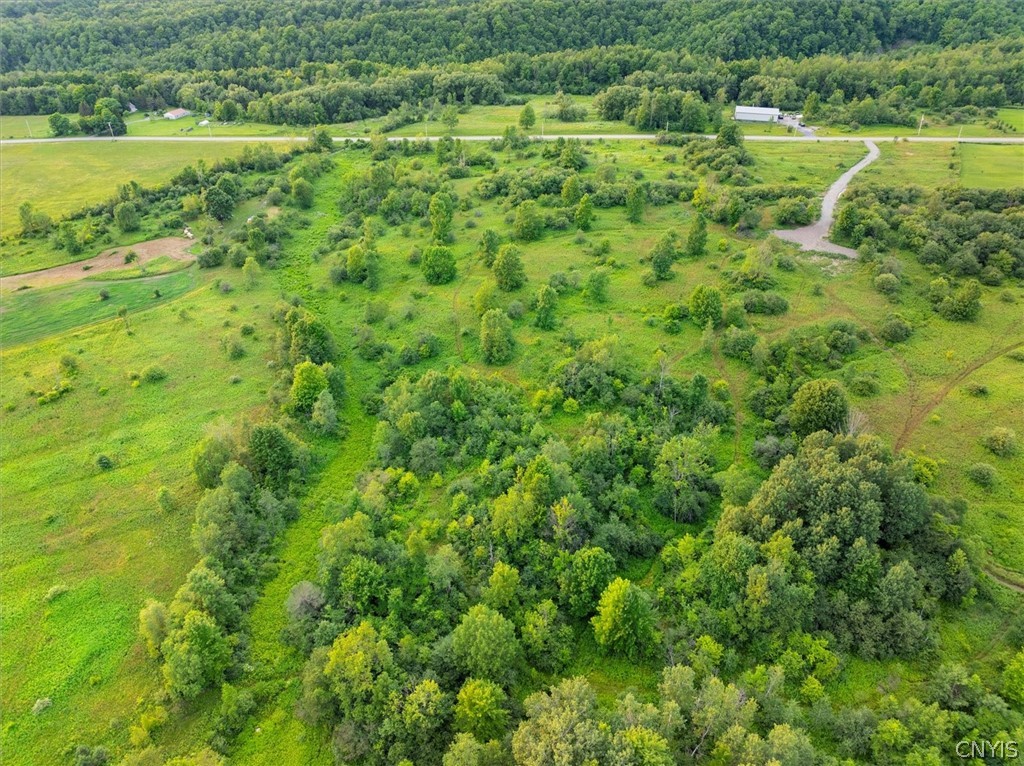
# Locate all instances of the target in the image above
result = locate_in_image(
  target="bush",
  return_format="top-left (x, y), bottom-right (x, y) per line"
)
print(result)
top-left (141, 365), bottom-right (168, 383)
top-left (966, 462), bottom-right (997, 487)
top-left (789, 379), bottom-right (849, 436)
top-left (742, 290), bottom-right (788, 315)
top-left (982, 427), bottom-right (1018, 457)
top-left (96, 454), bottom-right (113, 470)
top-left (422, 245), bottom-right (457, 285)
top-left (720, 327), bottom-right (758, 360)
top-left (879, 315), bottom-right (912, 343)
top-left (873, 273), bottom-right (900, 296)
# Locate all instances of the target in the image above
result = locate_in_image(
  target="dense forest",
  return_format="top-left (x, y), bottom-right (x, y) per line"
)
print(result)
top-left (2, 0), bottom-right (1024, 125)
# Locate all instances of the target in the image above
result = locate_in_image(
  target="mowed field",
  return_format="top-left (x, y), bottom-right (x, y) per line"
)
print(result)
top-left (0, 140), bottom-right (282, 237)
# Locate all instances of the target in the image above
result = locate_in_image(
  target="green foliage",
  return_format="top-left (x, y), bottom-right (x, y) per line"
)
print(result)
top-left (514, 200), bottom-right (543, 241)
top-left (574, 193), bottom-right (595, 231)
top-left (625, 184), bottom-right (645, 223)
top-left (534, 284), bottom-right (558, 329)
top-left (451, 605), bottom-right (521, 684)
top-left (454, 678), bottom-right (508, 741)
top-left (688, 284), bottom-right (723, 328)
top-left (288, 360), bottom-right (329, 416)
top-left (982, 426), bottom-right (1018, 457)
top-left (161, 609), bottom-right (232, 699)
top-left (480, 309), bottom-right (514, 364)
top-left (430, 191), bottom-right (455, 243)
top-left (685, 214), bottom-right (708, 258)
top-left (493, 244), bottom-right (526, 291)
top-left (789, 379), bottom-right (849, 436)
top-left (1004, 648), bottom-right (1024, 705)
top-left (422, 245), bottom-right (457, 285)
top-left (592, 577), bottom-right (658, 659)
top-left (477, 228), bottom-right (500, 267)
top-left (559, 546), bottom-right (616, 619)
top-left (652, 428), bottom-right (718, 522)
top-left (519, 103), bottom-right (537, 130)
top-left (311, 389), bottom-right (340, 435)
top-left (292, 177), bottom-right (314, 209)
top-left (113, 201), bottom-right (140, 232)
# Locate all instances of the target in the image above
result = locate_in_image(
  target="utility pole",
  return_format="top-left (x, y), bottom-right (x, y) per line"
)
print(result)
top-left (917, 114), bottom-right (925, 136)
top-left (25, 119), bottom-right (33, 138)
top-left (108, 122), bottom-right (115, 141)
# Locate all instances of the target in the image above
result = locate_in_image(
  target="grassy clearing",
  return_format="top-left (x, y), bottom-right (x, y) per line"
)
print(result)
top-left (813, 107), bottom-right (1024, 137)
top-left (0, 140), bottom-right (273, 236)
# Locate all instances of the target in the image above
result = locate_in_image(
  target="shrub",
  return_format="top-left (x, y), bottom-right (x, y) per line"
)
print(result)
top-left (983, 427), bottom-right (1018, 457)
top-left (96, 454), bottom-right (114, 470)
top-left (422, 244), bottom-right (457, 285)
top-left (874, 273), bottom-right (900, 296)
top-left (141, 365), bottom-right (168, 383)
top-left (789, 379), bottom-right (849, 436)
top-left (720, 327), bottom-right (758, 360)
top-left (966, 462), bottom-right (997, 487)
top-left (879, 315), bottom-right (912, 343)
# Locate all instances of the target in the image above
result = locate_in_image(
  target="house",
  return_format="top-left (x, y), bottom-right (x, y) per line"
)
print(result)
top-left (734, 105), bottom-right (780, 123)
top-left (163, 108), bottom-right (191, 120)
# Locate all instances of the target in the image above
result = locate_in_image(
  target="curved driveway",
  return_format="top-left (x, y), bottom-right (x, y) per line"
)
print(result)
top-left (773, 140), bottom-right (880, 257)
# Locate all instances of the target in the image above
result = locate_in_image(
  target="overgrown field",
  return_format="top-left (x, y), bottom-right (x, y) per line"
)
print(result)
top-left (2, 129), bottom-right (1022, 765)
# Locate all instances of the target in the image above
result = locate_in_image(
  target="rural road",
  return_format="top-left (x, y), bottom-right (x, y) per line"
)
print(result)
top-left (2, 134), bottom-right (1024, 145)
top-left (773, 139), bottom-right (880, 256)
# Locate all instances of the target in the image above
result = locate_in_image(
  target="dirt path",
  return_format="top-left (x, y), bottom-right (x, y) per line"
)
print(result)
top-left (894, 338), bottom-right (1024, 450)
top-left (773, 140), bottom-right (880, 257)
top-left (0, 236), bottom-right (194, 291)
top-left (985, 566), bottom-right (1024, 595)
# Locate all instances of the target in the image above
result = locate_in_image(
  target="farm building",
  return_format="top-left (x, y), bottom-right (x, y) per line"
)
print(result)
top-left (734, 105), bottom-right (780, 122)
top-left (163, 108), bottom-right (191, 120)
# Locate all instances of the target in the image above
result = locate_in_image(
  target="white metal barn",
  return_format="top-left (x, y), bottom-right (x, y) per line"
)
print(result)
top-left (734, 105), bottom-right (780, 122)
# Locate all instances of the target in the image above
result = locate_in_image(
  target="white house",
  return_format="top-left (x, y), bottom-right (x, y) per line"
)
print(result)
top-left (734, 105), bottom-right (780, 123)
top-left (163, 108), bottom-right (191, 120)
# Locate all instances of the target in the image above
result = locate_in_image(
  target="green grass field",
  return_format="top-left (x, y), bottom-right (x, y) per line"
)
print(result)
top-left (0, 140), bottom-right (274, 236)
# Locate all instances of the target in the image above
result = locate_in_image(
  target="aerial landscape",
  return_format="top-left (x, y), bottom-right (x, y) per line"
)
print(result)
top-left (2, 1), bottom-right (1024, 764)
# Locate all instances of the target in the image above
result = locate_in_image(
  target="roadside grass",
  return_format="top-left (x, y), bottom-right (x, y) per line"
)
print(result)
top-left (744, 141), bottom-right (869, 189)
top-left (959, 143), bottom-right (1024, 188)
top-left (0, 269), bottom-right (281, 765)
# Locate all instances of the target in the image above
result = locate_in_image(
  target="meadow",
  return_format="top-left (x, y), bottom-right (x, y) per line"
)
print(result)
top-left (0, 140), bottom-right (278, 238)
top-left (2, 130), bottom-right (1022, 764)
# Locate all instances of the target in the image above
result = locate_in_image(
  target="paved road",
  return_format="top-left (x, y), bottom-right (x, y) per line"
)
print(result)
top-left (2, 133), bottom-right (1024, 145)
top-left (773, 139), bottom-right (881, 257)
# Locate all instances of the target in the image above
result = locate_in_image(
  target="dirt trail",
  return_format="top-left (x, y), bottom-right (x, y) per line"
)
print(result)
top-left (985, 566), bottom-right (1024, 595)
top-left (894, 338), bottom-right (1024, 450)
top-left (773, 140), bottom-right (880, 257)
top-left (0, 236), bottom-right (194, 291)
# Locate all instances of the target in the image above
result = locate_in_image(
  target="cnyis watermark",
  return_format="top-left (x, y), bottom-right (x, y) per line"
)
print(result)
top-left (956, 740), bottom-right (1020, 759)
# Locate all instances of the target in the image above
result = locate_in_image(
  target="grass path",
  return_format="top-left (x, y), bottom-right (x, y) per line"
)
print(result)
top-left (229, 402), bottom-right (373, 765)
